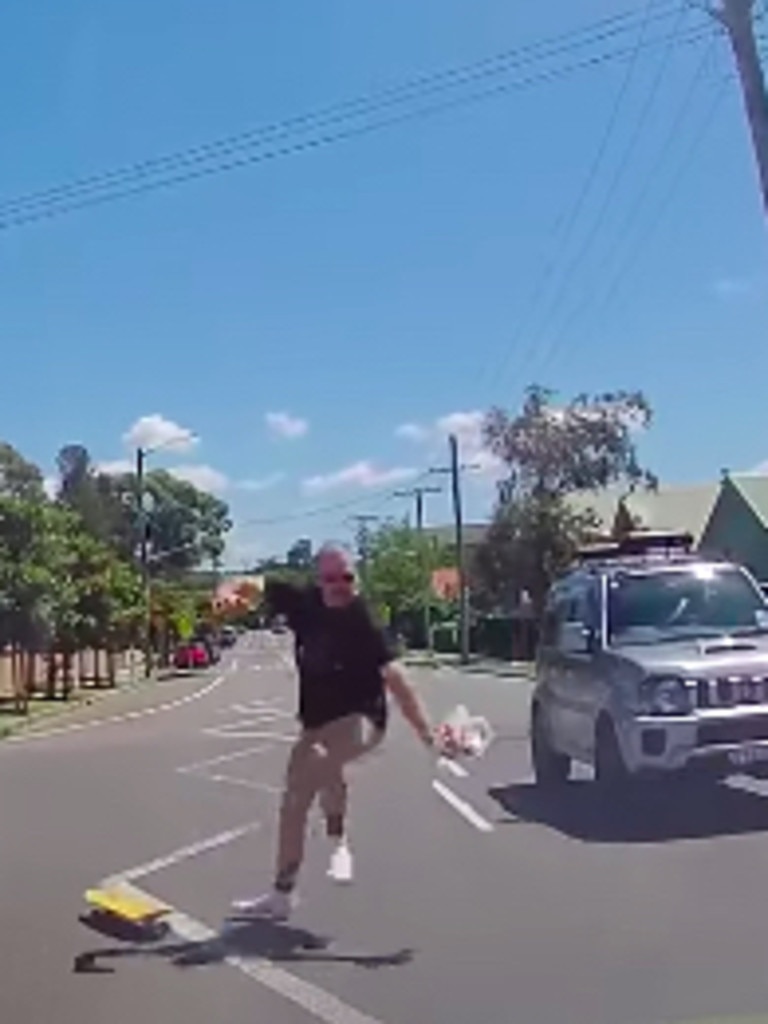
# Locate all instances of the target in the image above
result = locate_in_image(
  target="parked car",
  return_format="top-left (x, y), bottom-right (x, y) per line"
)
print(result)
top-left (530, 530), bottom-right (768, 796)
top-left (174, 640), bottom-right (210, 670)
top-left (219, 625), bottom-right (238, 648)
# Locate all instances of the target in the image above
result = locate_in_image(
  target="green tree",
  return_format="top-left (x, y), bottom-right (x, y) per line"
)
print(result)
top-left (475, 386), bottom-right (655, 617)
top-left (364, 522), bottom-right (453, 625)
top-left (0, 442), bottom-right (45, 501)
top-left (286, 538), bottom-right (313, 570)
top-left (142, 470), bottom-right (232, 575)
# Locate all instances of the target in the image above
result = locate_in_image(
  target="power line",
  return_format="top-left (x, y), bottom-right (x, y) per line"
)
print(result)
top-left (0, 22), bottom-right (705, 231)
top-left (579, 39), bottom-right (722, 328)
top-left (528, 0), bottom-right (697, 382)
top-left (482, 0), bottom-right (664, 398)
top-left (235, 471), bottom-right (431, 529)
top-left (1, 5), bottom-right (681, 224)
top-left (0, 4), bottom-right (681, 224)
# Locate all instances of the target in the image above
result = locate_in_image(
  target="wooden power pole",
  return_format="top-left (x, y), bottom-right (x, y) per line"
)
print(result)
top-left (715, 0), bottom-right (768, 217)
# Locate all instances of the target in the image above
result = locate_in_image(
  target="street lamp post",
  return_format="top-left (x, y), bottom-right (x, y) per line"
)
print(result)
top-left (134, 430), bottom-right (196, 679)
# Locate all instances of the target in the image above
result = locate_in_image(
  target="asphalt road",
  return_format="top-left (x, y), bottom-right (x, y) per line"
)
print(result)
top-left (3, 633), bottom-right (768, 1024)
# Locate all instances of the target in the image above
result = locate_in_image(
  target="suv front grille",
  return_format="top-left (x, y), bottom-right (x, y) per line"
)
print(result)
top-left (695, 677), bottom-right (768, 709)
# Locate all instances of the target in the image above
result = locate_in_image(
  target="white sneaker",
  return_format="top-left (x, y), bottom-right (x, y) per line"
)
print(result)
top-left (230, 889), bottom-right (294, 921)
top-left (328, 841), bottom-right (354, 884)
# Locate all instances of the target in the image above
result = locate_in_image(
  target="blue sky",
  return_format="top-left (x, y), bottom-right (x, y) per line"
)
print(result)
top-left (1, 0), bottom-right (767, 564)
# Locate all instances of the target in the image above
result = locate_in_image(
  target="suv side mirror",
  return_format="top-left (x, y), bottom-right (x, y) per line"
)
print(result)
top-left (560, 622), bottom-right (597, 655)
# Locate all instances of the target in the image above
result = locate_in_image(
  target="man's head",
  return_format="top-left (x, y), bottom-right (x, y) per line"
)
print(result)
top-left (315, 542), bottom-right (358, 608)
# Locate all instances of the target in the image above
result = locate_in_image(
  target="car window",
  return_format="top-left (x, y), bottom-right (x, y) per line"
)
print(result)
top-left (540, 577), bottom-right (598, 649)
top-left (608, 566), bottom-right (767, 644)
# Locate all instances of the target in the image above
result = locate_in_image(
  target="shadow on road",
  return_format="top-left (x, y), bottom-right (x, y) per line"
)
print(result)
top-left (488, 779), bottom-right (768, 843)
top-left (75, 914), bottom-right (414, 975)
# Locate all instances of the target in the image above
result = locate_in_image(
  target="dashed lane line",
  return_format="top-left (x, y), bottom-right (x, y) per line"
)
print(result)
top-left (100, 821), bottom-right (261, 888)
top-left (431, 779), bottom-right (494, 833)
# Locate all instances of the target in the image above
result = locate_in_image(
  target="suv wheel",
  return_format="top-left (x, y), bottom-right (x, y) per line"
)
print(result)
top-left (531, 705), bottom-right (571, 786)
top-left (594, 717), bottom-right (631, 791)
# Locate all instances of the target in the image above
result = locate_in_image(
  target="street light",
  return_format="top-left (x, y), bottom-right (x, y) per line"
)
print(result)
top-left (135, 431), bottom-right (197, 677)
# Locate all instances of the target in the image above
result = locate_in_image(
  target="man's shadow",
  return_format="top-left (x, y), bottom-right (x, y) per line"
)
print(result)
top-left (74, 912), bottom-right (414, 974)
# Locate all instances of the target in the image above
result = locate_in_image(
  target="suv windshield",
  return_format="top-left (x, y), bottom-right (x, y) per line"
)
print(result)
top-left (608, 566), bottom-right (767, 644)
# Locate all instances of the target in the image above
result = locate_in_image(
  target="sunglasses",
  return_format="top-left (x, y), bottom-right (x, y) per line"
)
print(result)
top-left (320, 572), bottom-right (355, 585)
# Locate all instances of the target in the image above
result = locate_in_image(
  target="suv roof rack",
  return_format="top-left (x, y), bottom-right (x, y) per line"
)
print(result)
top-left (576, 530), bottom-right (694, 565)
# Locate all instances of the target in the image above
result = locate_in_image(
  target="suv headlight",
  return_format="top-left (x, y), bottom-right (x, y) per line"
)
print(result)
top-left (640, 676), bottom-right (692, 716)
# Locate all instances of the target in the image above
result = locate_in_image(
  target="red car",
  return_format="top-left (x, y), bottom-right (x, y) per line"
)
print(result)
top-left (174, 641), bottom-right (210, 670)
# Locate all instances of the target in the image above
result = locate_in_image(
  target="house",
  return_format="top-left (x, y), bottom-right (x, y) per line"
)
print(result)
top-left (570, 474), bottom-right (768, 583)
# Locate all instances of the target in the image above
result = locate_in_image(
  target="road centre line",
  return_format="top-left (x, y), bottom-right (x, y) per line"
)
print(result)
top-left (8, 672), bottom-right (227, 743)
top-left (107, 880), bottom-right (388, 1024)
top-left (100, 821), bottom-right (261, 888)
top-left (431, 779), bottom-right (494, 833)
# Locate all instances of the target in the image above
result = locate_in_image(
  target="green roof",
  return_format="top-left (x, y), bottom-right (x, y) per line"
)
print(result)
top-left (729, 475), bottom-right (768, 530)
top-left (569, 482), bottom-right (720, 543)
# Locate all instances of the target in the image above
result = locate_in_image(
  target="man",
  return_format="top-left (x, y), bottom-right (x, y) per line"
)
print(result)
top-left (233, 543), bottom-right (438, 921)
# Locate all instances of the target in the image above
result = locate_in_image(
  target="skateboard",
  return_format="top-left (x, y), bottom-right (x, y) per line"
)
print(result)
top-left (84, 885), bottom-right (172, 940)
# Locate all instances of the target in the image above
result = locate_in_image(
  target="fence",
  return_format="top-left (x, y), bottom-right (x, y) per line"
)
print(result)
top-left (0, 647), bottom-right (141, 714)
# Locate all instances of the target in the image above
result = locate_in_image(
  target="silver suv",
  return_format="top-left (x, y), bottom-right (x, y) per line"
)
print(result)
top-left (530, 532), bottom-right (768, 792)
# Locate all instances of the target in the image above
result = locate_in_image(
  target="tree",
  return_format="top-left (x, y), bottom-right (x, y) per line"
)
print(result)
top-left (475, 386), bottom-right (655, 617)
top-left (364, 522), bottom-right (453, 625)
top-left (286, 538), bottom-right (313, 570)
top-left (56, 444), bottom-right (127, 546)
top-left (0, 443), bottom-right (45, 501)
top-left (142, 470), bottom-right (231, 575)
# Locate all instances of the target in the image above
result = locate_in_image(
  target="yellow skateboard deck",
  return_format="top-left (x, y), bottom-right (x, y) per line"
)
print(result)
top-left (84, 886), bottom-right (171, 925)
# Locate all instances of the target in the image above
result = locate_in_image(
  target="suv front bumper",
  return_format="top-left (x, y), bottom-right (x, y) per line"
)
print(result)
top-left (620, 709), bottom-right (768, 777)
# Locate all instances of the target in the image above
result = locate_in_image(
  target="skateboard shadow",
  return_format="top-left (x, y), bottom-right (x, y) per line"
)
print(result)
top-left (488, 778), bottom-right (768, 843)
top-left (75, 915), bottom-right (414, 974)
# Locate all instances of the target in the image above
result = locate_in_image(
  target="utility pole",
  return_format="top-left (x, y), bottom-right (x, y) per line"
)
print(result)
top-left (135, 447), bottom-right (152, 679)
top-left (395, 484), bottom-right (442, 650)
top-left (715, 0), bottom-right (768, 217)
top-left (431, 436), bottom-right (474, 664)
top-left (349, 514), bottom-right (380, 590)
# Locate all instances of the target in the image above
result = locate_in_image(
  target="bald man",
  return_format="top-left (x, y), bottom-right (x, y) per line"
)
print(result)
top-left (233, 543), bottom-right (437, 921)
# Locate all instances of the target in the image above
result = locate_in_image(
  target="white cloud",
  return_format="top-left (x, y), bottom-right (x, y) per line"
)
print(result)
top-left (265, 411), bottom-right (308, 440)
top-left (123, 414), bottom-right (198, 453)
top-left (395, 422), bottom-right (430, 442)
top-left (96, 458), bottom-right (134, 476)
top-left (303, 460), bottom-right (416, 494)
top-left (236, 473), bottom-right (285, 493)
top-left (168, 464), bottom-right (229, 493)
top-left (396, 409), bottom-right (503, 479)
top-left (42, 475), bottom-right (57, 499)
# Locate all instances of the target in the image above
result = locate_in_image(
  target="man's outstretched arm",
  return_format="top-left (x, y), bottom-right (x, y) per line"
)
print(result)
top-left (382, 662), bottom-right (435, 748)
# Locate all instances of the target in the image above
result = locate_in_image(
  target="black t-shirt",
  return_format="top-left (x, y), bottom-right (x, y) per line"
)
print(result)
top-left (265, 581), bottom-right (395, 730)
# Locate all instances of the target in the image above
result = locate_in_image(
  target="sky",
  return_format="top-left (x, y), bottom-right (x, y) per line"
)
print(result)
top-left (1, 0), bottom-right (767, 565)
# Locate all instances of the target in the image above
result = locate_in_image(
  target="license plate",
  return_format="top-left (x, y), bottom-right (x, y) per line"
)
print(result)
top-left (729, 745), bottom-right (768, 767)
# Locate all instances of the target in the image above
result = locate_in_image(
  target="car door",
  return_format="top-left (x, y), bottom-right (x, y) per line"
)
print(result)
top-left (537, 582), bottom-right (575, 757)
top-left (553, 576), bottom-right (600, 760)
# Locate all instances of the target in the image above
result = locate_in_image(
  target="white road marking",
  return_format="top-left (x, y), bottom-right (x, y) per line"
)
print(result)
top-left (106, 880), bottom-right (389, 1024)
top-left (438, 757), bottom-right (468, 778)
top-left (177, 745), bottom-right (269, 775)
top-left (101, 822), bottom-right (261, 888)
top-left (431, 779), bottom-right (494, 833)
top-left (9, 672), bottom-right (228, 743)
top-left (230, 659), bottom-right (239, 672)
top-left (204, 774), bottom-right (281, 795)
top-left (203, 725), bottom-right (296, 742)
